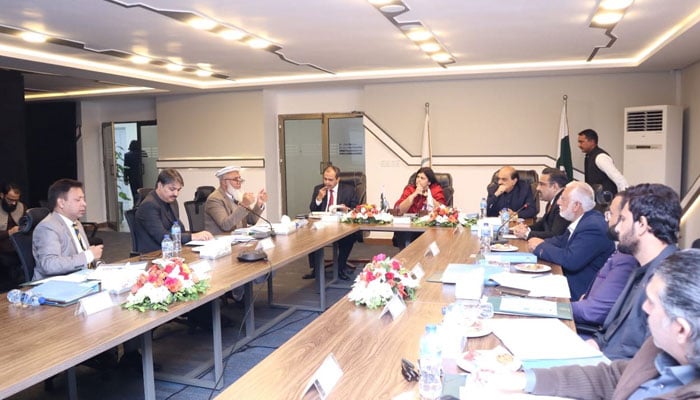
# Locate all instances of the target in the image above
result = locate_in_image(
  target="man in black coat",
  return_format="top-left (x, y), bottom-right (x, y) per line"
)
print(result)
top-left (513, 167), bottom-right (570, 239)
top-left (305, 165), bottom-right (358, 281)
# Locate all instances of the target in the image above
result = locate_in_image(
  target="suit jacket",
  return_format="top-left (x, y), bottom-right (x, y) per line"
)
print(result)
top-left (32, 212), bottom-right (90, 280)
top-left (534, 210), bottom-right (615, 300)
top-left (593, 245), bottom-right (678, 360)
top-left (204, 187), bottom-right (261, 235)
top-left (309, 182), bottom-right (358, 212)
top-left (531, 337), bottom-right (700, 400)
top-left (134, 191), bottom-right (192, 254)
top-left (571, 251), bottom-right (638, 325)
top-left (486, 179), bottom-right (537, 218)
top-left (528, 190), bottom-right (570, 239)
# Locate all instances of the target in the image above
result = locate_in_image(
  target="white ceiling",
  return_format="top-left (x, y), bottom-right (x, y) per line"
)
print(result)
top-left (1, 0), bottom-right (700, 100)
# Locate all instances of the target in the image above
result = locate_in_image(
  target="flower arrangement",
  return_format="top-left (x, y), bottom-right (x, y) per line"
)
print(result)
top-left (414, 204), bottom-right (461, 227)
top-left (348, 253), bottom-right (419, 309)
top-left (341, 204), bottom-right (393, 224)
top-left (122, 258), bottom-right (209, 312)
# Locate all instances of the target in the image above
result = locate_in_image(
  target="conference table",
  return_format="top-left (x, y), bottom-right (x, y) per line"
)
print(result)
top-left (217, 225), bottom-right (570, 399)
top-left (0, 222), bottom-right (361, 399)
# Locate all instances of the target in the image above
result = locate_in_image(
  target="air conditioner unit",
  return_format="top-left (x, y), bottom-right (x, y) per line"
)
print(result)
top-left (623, 105), bottom-right (682, 194)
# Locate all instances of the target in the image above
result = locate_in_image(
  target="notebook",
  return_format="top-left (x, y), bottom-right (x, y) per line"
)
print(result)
top-left (32, 280), bottom-right (101, 305)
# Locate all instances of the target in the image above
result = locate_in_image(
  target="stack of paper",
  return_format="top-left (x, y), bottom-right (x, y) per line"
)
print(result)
top-left (490, 272), bottom-right (571, 298)
top-left (485, 252), bottom-right (537, 263)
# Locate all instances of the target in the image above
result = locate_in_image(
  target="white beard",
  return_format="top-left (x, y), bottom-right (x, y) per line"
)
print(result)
top-left (228, 187), bottom-right (244, 204)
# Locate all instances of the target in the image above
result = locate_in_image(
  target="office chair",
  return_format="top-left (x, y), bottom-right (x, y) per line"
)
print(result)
top-left (692, 238), bottom-right (700, 249)
top-left (124, 208), bottom-right (140, 257)
top-left (184, 186), bottom-right (214, 233)
top-left (408, 171), bottom-right (454, 207)
top-left (591, 184), bottom-right (614, 213)
top-left (10, 207), bottom-right (50, 282)
top-left (135, 187), bottom-right (153, 207)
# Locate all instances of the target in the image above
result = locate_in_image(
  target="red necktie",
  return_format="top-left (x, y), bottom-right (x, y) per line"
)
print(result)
top-left (327, 189), bottom-right (334, 211)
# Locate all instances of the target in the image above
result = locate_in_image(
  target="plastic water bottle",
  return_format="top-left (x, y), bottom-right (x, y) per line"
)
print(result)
top-left (419, 324), bottom-right (443, 400)
top-left (479, 197), bottom-right (487, 219)
top-left (7, 289), bottom-right (45, 306)
top-left (170, 221), bottom-right (182, 257)
top-left (161, 234), bottom-right (174, 259)
top-left (500, 208), bottom-right (511, 237)
top-left (479, 222), bottom-right (492, 263)
top-left (441, 304), bottom-right (467, 360)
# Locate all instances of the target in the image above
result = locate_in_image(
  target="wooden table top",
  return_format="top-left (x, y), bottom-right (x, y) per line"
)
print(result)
top-left (218, 227), bottom-right (571, 400)
top-left (0, 222), bottom-right (358, 398)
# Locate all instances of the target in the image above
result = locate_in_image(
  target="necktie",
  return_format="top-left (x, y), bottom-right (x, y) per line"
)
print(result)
top-left (73, 222), bottom-right (86, 251)
top-left (545, 201), bottom-right (552, 214)
top-left (327, 189), bottom-right (334, 211)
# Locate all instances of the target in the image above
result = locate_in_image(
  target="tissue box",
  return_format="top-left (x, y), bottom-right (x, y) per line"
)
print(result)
top-left (272, 223), bottom-right (297, 235)
top-left (198, 242), bottom-right (232, 259)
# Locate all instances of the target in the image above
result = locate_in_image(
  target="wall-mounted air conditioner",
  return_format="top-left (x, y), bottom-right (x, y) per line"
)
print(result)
top-left (623, 105), bottom-right (682, 194)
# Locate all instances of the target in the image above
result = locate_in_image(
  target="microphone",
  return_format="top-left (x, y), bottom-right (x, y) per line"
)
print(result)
top-left (494, 203), bottom-right (529, 242)
top-left (237, 201), bottom-right (276, 238)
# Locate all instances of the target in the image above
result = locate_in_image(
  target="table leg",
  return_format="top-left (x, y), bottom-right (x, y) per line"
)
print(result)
top-left (211, 299), bottom-right (224, 389)
top-left (315, 248), bottom-right (326, 310)
top-left (67, 367), bottom-right (77, 400)
top-left (244, 282), bottom-right (255, 337)
top-left (141, 330), bottom-right (156, 400)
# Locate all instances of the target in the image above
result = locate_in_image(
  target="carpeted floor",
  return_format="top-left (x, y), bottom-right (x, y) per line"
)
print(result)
top-left (7, 229), bottom-right (400, 400)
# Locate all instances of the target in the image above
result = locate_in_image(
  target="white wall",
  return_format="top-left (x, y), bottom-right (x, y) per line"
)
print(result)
top-left (680, 61), bottom-right (700, 247)
top-left (78, 97), bottom-right (156, 222)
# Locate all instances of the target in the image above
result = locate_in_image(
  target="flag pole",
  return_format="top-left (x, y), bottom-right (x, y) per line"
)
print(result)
top-left (556, 94), bottom-right (574, 181)
top-left (421, 102), bottom-right (432, 168)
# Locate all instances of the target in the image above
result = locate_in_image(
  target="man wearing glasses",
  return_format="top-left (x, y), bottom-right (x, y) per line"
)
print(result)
top-left (204, 166), bottom-right (268, 235)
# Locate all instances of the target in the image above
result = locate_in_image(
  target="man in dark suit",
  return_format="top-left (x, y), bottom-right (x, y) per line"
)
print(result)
top-left (305, 165), bottom-right (358, 281)
top-left (486, 166), bottom-right (538, 219)
top-left (528, 181), bottom-right (615, 300)
top-left (513, 167), bottom-right (570, 239)
top-left (134, 169), bottom-right (213, 254)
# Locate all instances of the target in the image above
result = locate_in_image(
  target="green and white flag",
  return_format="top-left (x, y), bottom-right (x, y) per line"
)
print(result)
top-left (556, 100), bottom-right (573, 181)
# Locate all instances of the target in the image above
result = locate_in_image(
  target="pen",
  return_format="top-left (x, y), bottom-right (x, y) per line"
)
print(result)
top-left (531, 273), bottom-right (552, 279)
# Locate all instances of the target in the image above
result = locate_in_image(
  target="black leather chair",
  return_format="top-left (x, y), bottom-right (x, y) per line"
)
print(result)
top-left (135, 187), bottom-right (153, 207)
top-left (591, 184), bottom-right (614, 213)
top-left (9, 207), bottom-right (50, 282)
top-left (692, 238), bottom-right (700, 249)
top-left (338, 171), bottom-right (366, 206)
top-left (184, 186), bottom-right (215, 233)
top-left (408, 171), bottom-right (454, 206)
top-left (487, 169), bottom-right (540, 214)
top-left (124, 208), bottom-right (140, 257)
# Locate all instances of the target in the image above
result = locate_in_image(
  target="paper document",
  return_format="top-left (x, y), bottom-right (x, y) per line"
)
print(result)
top-left (441, 264), bottom-right (504, 284)
top-left (487, 296), bottom-right (572, 319)
top-left (490, 272), bottom-right (571, 298)
top-left (490, 318), bottom-right (603, 360)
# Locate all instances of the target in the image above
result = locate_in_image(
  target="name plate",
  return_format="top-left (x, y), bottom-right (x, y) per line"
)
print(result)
top-left (75, 291), bottom-right (114, 316)
top-left (257, 237), bottom-right (275, 250)
top-left (425, 241), bottom-right (440, 257)
top-left (412, 263), bottom-right (425, 281)
top-left (303, 353), bottom-right (343, 399)
top-left (380, 294), bottom-right (406, 320)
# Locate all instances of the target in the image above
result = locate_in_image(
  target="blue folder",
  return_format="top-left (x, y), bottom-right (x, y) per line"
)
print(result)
top-left (32, 280), bottom-right (101, 305)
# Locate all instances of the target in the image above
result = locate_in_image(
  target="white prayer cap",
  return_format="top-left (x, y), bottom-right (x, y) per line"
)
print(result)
top-left (215, 165), bottom-right (241, 178)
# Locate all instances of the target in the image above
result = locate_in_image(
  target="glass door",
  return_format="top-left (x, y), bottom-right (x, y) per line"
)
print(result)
top-left (101, 122), bottom-right (119, 231)
top-left (279, 113), bottom-right (364, 217)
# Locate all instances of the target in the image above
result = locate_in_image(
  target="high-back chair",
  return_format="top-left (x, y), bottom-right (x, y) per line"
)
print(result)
top-left (124, 208), bottom-right (140, 257)
top-left (10, 207), bottom-right (50, 282)
top-left (338, 171), bottom-right (366, 206)
top-left (487, 169), bottom-right (540, 214)
top-left (184, 186), bottom-right (215, 233)
top-left (408, 171), bottom-right (455, 206)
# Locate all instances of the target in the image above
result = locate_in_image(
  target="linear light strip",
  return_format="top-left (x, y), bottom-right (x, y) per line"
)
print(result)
top-left (587, 1), bottom-right (634, 61)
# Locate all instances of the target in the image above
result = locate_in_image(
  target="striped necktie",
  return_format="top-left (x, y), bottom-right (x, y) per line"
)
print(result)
top-left (327, 189), bottom-right (334, 211)
top-left (72, 222), bottom-right (86, 251)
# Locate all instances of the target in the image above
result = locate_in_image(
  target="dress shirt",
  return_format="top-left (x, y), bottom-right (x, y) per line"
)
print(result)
top-left (315, 183), bottom-right (338, 210)
top-left (58, 213), bottom-right (94, 264)
top-left (595, 152), bottom-right (628, 192)
top-left (566, 214), bottom-right (582, 238)
top-left (628, 352), bottom-right (700, 400)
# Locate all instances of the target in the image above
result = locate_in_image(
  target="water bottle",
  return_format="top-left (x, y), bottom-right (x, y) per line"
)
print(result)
top-left (419, 324), bottom-right (443, 400)
top-left (161, 234), bottom-right (174, 259)
top-left (170, 221), bottom-right (182, 257)
top-left (500, 208), bottom-right (510, 237)
top-left (479, 197), bottom-right (487, 219)
top-left (441, 304), bottom-right (467, 360)
top-left (479, 222), bottom-right (492, 263)
top-left (7, 289), bottom-right (45, 306)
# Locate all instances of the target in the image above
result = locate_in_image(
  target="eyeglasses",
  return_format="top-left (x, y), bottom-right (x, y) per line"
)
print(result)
top-left (224, 178), bottom-right (245, 184)
top-left (604, 210), bottom-right (612, 222)
top-left (400, 358), bottom-right (420, 382)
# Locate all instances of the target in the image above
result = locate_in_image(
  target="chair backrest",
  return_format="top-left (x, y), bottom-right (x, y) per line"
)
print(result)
top-left (488, 169), bottom-right (539, 213)
top-left (184, 200), bottom-right (205, 233)
top-left (194, 186), bottom-right (215, 203)
top-left (338, 171), bottom-right (366, 205)
top-left (591, 183), bottom-right (614, 213)
top-left (692, 238), bottom-right (700, 249)
top-left (10, 207), bottom-right (50, 282)
top-left (408, 171), bottom-right (454, 206)
top-left (135, 187), bottom-right (153, 207)
top-left (124, 208), bottom-right (139, 256)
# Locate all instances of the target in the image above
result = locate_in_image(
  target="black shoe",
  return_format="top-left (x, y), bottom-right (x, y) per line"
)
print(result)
top-left (302, 270), bottom-right (316, 279)
top-left (338, 270), bottom-right (351, 281)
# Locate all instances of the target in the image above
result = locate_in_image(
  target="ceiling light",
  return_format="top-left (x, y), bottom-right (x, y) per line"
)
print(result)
top-left (246, 38), bottom-right (271, 49)
top-left (188, 17), bottom-right (217, 30)
top-left (599, 0), bottom-right (634, 11)
top-left (367, 0), bottom-right (394, 5)
top-left (196, 69), bottom-right (213, 77)
top-left (166, 63), bottom-right (184, 72)
top-left (20, 31), bottom-right (48, 43)
top-left (380, 4), bottom-right (407, 13)
top-left (406, 28), bottom-right (432, 42)
top-left (130, 55), bottom-right (150, 64)
top-left (419, 42), bottom-right (441, 53)
top-left (592, 11), bottom-right (624, 26)
top-left (431, 52), bottom-right (452, 63)
top-left (219, 29), bottom-right (246, 41)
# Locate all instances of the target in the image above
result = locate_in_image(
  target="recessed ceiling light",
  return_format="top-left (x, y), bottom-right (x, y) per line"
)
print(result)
top-left (196, 69), bottom-right (213, 77)
top-left (430, 52), bottom-right (452, 63)
top-left (130, 55), bottom-right (150, 64)
top-left (406, 28), bottom-right (432, 42)
top-left (20, 31), bottom-right (48, 43)
top-left (367, 0), bottom-right (394, 5)
top-left (166, 63), bottom-right (184, 72)
top-left (246, 38), bottom-right (271, 49)
top-left (599, 0), bottom-right (634, 11)
top-left (419, 42), bottom-right (441, 53)
top-left (219, 29), bottom-right (246, 41)
top-left (379, 4), bottom-right (407, 13)
top-left (592, 11), bottom-right (624, 26)
top-left (188, 17), bottom-right (217, 30)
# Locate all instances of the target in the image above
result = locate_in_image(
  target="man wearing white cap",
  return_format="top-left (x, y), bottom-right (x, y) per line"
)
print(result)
top-left (204, 166), bottom-right (268, 235)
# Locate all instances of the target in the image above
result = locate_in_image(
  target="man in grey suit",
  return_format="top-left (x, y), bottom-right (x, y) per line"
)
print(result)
top-left (204, 165), bottom-right (268, 235)
top-left (32, 179), bottom-right (103, 280)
